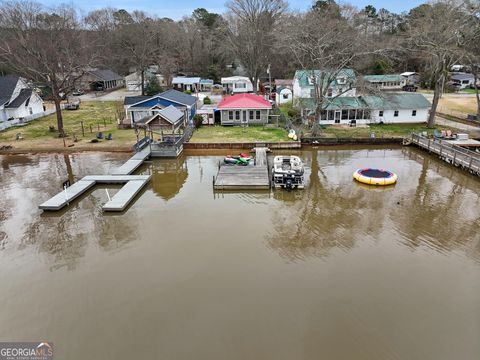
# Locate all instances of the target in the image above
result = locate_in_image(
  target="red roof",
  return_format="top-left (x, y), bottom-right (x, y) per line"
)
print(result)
top-left (217, 93), bottom-right (272, 109)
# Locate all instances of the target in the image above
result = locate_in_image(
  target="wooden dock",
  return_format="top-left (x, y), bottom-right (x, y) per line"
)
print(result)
top-left (409, 133), bottom-right (480, 176)
top-left (111, 146), bottom-right (151, 175)
top-left (213, 147), bottom-right (270, 190)
top-left (39, 175), bottom-right (151, 212)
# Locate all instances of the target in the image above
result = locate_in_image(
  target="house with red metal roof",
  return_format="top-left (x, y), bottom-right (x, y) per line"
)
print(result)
top-left (217, 93), bottom-right (272, 125)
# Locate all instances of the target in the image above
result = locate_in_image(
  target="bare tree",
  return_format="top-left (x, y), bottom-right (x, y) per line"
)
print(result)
top-left (225, 0), bottom-right (287, 92)
top-left (405, 0), bottom-right (479, 127)
top-left (0, 1), bottom-right (99, 135)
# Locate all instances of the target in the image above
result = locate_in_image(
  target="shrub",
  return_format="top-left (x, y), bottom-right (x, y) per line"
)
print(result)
top-left (203, 96), bottom-right (212, 105)
top-left (184, 90), bottom-right (192, 95)
top-left (145, 76), bottom-right (163, 96)
top-left (193, 114), bottom-right (203, 128)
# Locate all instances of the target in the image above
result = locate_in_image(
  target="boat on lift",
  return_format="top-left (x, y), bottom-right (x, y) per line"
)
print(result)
top-left (272, 155), bottom-right (305, 190)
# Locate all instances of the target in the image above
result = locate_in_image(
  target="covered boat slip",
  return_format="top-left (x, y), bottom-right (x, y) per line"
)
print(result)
top-left (214, 147), bottom-right (270, 190)
top-left (39, 175), bottom-right (151, 212)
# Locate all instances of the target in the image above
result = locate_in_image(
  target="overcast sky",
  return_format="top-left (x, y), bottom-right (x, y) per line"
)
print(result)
top-left (39, 0), bottom-right (427, 19)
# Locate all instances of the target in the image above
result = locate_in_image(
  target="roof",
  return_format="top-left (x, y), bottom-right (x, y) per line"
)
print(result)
top-left (275, 86), bottom-right (292, 94)
top-left (199, 79), bottom-right (214, 84)
top-left (294, 69), bottom-right (357, 88)
top-left (450, 73), bottom-right (474, 81)
top-left (217, 93), bottom-right (272, 109)
top-left (0, 74), bottom-right (19, 106)
top-left (299, 93), bottom-right (431, 111)
top-left (124, 96), bottom-right (151, 106)
top-left (5, 89), bottom-right (32, 108)
top-left (274, 79), bottom-right (293, 87)
top-left (364, 74), bottom-right (404, 83)
top-left (221, 76), bottom-right (251, 83)
top-left (88, 69), bottom-right (123, 81)
top-left (400, 72), bottom-right (419, 77)
top-left (158, 105), bottom-right (184, 124)
top-left (172, 77), bottom-right (201, 85)
top-left (158, 89), bottom-right (197, 106)
top-left (361, 93), bottom-right (431, 110)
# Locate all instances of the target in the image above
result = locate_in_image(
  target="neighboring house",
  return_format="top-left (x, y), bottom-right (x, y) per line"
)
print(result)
top-left (217, 93), bottom-right (271, 125)
top-left (197, 104), bottom-right (216, 125)
top-left (363, 74), bottom-right (406, 90)
top-left (274, 79), bottom-right (293, 89)
top-left (78, 69), bottom-right (124, 91)
top-left (275, 87), bottom-right (293, 105)
top-left (293, 69), bottom-right (357, 100)
top-left (400, 72), bottom-right (420, 84)
top-left (450, 73), bottom-right (476, 89)
top-left (300, 93), bottom-right (431, 125)
top-left (199, 79), bottom-right (214, 92)
top-left (0, 75), bottom-right (44, 122)
top-left (221, 76), bottom-right (253, 94)
top-left (172, 77), bottom-right (201, 92)
top-left (125, 71), bottom-right (167, 91)
top-left (134, 105), bottom-right (186, 132)
top-left (123, 89), bottom-right (198, 126)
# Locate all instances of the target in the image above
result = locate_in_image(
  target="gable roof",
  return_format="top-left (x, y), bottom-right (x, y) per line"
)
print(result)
top-left (294, 69), bottom-right (357, 88)
top-left (364, 74), bottom-right (405, 83)
top-left (217, 93), bottom-right (272, 109)
top-left (158, 89), bottom-right (197, 106)
top-left (274, 79), bottom-right (293, 87)
top-left (0, 75), bottom-right (19, 106)
top-left (450, 73), bottom-right (474, 81)
top-left (158, 105), bottom-right (184, 124)
top-left (124, 96), bottom-right (151, 106)
top-left (361, 93), bottom-right (431, 110)
top-left (5, 89), bottom-right (33, 108)
top-left (88, 69), bottom-right (123, 81)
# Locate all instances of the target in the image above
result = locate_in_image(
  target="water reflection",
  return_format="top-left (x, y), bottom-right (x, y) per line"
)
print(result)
top-left (147, 155), bottom-right (188, 201)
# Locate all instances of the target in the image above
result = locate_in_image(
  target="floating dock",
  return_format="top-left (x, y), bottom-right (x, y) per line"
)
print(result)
top-left (111, 146), bottom-right (151, 175)
top-left (409, 133), bottom-right (480, 176)
top-left (39, 175), bottom-right (151, 212)
top-left (213, 147), bottom-right (270, 190)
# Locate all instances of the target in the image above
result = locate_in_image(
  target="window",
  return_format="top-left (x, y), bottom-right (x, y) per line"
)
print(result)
top-left (249, 110), bottom-right (254, 119)
top-left (379, 110), bottom-right (384, 117)
top-left (256, 110), bottom-right (261, 120)
top-left (235, 111), bottom-right (240, 120)
top-left (342, 110), bottom-right (348, 120)
top-left (328, 110), bottom-right (334, 121)
top-left (462, 80), bottom-right (469, 84)
top-left (321, 110), bottom-right (327, 120)
top-left (283, 93), bottom-right (289, 99)
top-left (310, 89), bottom-right (315, 97)
top-left (229, 111), bottom-right (233, 120)
top-left (348, 109), bottom-right (356, 120)
top-left (327, 88), bottom-right (333, 97)
top-left (29, 107), bottom-right (33, 115)
top-left (356, 110), bottom-right (364, 119)
top-left (394, 110), bottom-right (399, 117)
top-left (412, 110), bottom-right (417, 116)
top-left (235, 82), bottom-right (246, 89)
top-left (364, 110), bottom-right (371, 119)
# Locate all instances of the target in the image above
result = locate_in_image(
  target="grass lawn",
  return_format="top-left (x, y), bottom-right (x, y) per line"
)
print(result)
top-left (190, 125), bottom-right (291, 143)
top-left (313, 123), bottom-right (455, 139)
top-left (0, 101), bottom-right (137, 150)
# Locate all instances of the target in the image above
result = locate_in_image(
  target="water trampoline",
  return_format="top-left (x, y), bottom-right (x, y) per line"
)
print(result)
top-left (353, 168), bottom-right (398, 186)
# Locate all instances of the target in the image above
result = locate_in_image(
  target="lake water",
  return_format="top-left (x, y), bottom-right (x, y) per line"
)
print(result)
top-left (0, 147), bottom-right (479, 360)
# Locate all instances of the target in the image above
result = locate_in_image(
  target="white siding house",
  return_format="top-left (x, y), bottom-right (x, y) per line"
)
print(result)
top-left (275, 87), bottom-right (293, 105)
top-left (125, 72), bottom-right (167, 91)
top-left (221, 76), bottom-right (253, 94)
top-left (363, 74), bottom-right (407, 90)
top-left (0, 75), bottom-right (44, 122)
top-left (450, 73), bottom-right (476, 89)
top-left (293, 69), bottom-right (357, 101)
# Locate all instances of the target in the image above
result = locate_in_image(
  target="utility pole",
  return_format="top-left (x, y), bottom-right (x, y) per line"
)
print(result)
top-left (267, 64), bottom-right (272, 100)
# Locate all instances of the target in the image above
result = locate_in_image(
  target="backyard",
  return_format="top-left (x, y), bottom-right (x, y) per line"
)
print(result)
top-left (190, 126), bottom-right (291, 143)
top-left (0, 101), bottom-right (137, 151)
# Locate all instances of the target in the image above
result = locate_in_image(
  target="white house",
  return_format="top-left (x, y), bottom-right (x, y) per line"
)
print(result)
top-left (450, 73), bottom-right (476, 89)
top-left (400, 72), bottom-right (420, 84)
top-left (275, 87), bottom-right (293, 105)
top-left (125, 71), bottom-right (167, 91)
top-left (300, 93), bottom-right (431, 125)
top-left (0, 75), bottom-right (44, 122)
top-left (293, 69), bottom-right (357, 100)
top-left (172, 77), bottom-right (201, 92)
top-left (363, 74), bottom-right (407, 90)
top-left (221, 76), bottom-right (253, 94)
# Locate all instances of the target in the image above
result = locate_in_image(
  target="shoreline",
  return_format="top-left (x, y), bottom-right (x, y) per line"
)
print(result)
top-left (0, 138), bottom-right (405, 155)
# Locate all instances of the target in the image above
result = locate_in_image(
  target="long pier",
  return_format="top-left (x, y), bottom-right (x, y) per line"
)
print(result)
top-left (111, 146), bottom-right (151, 175)
top-left (409, 133), bottom-right (480, 176)
top-left (213, 147), bottom-right (270, 190)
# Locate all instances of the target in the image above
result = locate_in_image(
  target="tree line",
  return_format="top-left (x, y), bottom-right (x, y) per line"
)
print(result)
top-left (0, 0), bottom-right (479, 133)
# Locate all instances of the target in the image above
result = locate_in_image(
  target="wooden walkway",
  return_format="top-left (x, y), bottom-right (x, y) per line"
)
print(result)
top-left (111, 146), bottom-right (151, 175)
top-left (214, 147), bottom-right (270, 190)
top-left (39, 175), bottom-right (151, 212)
top-left (409, 133), bottom-right (480, 176)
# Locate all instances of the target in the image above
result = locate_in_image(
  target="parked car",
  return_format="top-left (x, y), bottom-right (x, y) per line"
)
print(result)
top-left (72, 89), bottom-right (84, 96)
top-left (402, 84), bottom-right (418, 92)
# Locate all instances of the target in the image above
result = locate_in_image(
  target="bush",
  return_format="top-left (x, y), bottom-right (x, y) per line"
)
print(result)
top-left (203, 96), bottom-right (212, 105)
top-left (145, 76), bottom-right (163, 96)
top-left (184, 90), bottom-right (192, 95)
top-left (193, 114), bottom-right (203, 128)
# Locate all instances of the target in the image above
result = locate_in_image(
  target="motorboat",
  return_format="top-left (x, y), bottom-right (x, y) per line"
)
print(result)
top-left (272, 155), bottom-right (305, 190)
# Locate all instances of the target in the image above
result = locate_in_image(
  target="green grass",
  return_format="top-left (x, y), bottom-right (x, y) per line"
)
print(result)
top-left (0, 101), bottom-right (137, 144)
top-left (312, 123), bottom-right (454, 139)
top-left (459, 89), bottom-right (478, 94)
top-left (190, 125), bottom-right (291, 143)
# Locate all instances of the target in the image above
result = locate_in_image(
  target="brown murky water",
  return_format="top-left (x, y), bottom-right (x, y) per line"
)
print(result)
top-left (0, 147), bottom-right (479, 360)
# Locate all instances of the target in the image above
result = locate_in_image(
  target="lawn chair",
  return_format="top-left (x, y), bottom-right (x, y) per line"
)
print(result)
top-left (433, 129), bottom-right (443, 139)
top-left (96, 132), bottom-right (103, 139)
top-left (105, 133), bottom-right (112, 141)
